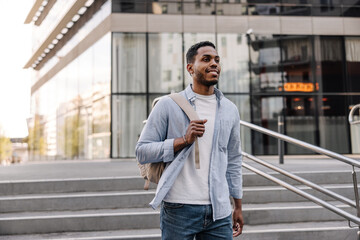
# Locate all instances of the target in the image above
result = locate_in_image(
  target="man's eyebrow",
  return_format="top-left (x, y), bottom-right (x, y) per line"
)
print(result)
top-left (201, 54), bottom-right (220, 58)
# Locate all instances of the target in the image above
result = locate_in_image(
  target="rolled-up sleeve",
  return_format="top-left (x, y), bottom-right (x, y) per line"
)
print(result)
top-left (135, 98), bottom-right (176, 164)
top-left (226, 112), bottom-right (243, 199)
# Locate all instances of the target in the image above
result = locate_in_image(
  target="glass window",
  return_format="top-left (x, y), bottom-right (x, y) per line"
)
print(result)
top-left (251, 96), bottom-right (283, 155)
top-left (216, 3), bottom-right (246, 15)
top-left (342, 6), bottom-right (360, 17)
top-left (92, 96), bottom-right (111, 158)
top-left (150, 2), bottom-right (183, 14)
top-left (318, 95), bottom-right (350, 153)
top-left (112, 1), bottom-right (148, 13)
top-left (225, 94), bottom-right (251, 152)
top-left (217, 34), bottom-right (250, 93)
top-left (78, 48), bottom-right (93, 96)
top-left (148, 33), bottom-right (183, 93)
top-left (314, 37), bottom-right (345, 93)
top-left (112, 95), bottom-right (147, 158)
top-left (345, 37), bottom-right (360, 93)
top-left (312, 6), bottom-right (342, 16)
top-left (183, 2), bottom-right (216, 15)
top-left (249, 35), bottom-right (283, 93)
top-left (247, 4), bottom-right (281, 15)
top-left (281, 5), bottom-right (311, 16)
top-left (112, 33), bottom-right (146, 93)
top-left (281, 36), bottom-right (315, 93)
top-left (285, 96), bottom-right (316, 154)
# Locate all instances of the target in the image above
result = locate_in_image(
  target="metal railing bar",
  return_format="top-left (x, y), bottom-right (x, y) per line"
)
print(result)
top-left (240, 120), bottom-right (360, 168)
top-left (242, 162), bottom-right (360, 226)
top-left (243, 152), bottom-right (357, 208)
top-left (349, 104), bottom-right (360, 125)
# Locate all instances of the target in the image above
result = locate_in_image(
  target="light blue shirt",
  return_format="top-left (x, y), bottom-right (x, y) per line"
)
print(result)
top-left (135, 84), bottom-right (243, 221)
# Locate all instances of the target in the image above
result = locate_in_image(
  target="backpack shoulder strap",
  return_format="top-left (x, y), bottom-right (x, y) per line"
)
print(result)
top-left (169, 93), bottom-right (200, 169)
top-left (169, 93), bottom-right (199, 121)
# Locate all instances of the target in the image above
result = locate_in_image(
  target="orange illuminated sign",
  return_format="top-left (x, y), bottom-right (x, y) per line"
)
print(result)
top-left (283, 83), bottom-right (317, 92)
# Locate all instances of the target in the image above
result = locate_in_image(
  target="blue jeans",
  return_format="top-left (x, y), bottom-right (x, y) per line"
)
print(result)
top-left (160, 202), bottom-right (233, 240)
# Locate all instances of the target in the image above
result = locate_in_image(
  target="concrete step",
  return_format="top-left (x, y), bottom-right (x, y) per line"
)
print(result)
top-left (0, 201), bottom-right (356, 235)
top-left (0, 177), bottom-right (156, 196)
top-left (0, 229), bottom-right (162, 240)
top-left (1, 221), bottom-right (356, 240)
top-left (0, 208), bottom-right (160, 235)
top-left (243, 183), bottom-right (358, 204)
top-left (0, 190), bottom-right (156, 213)
top-left (242, 201), bottom-right (356, 225)
top-left (0, 170), bottom-right (354, 196)
top-left (237, 221), bottom-right (357, 240)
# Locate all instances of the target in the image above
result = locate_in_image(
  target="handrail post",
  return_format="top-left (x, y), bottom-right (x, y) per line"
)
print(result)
top-left (278, 115), bottom-right (284, 164)
top-left (351, 166), bottom-right (360, 240)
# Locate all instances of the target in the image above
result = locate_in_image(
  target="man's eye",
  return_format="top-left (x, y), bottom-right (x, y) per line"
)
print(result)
top-left (204, 58), bottom-right (209, 62)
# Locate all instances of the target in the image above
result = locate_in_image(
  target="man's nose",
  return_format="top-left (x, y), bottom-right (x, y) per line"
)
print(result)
top-left (209, 59), bottom-right (218, 67)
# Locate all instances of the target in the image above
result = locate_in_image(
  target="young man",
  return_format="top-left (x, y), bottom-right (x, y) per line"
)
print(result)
top-left (136, 41), bottom-right (243, 239)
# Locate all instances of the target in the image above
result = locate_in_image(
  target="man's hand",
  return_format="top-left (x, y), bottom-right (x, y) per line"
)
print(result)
top-left (173, 119), bottom-right (207, 153)
top-left (232, 199), bottom-right (244, 238)
top-left (184, 119), bottom-right (207, 144)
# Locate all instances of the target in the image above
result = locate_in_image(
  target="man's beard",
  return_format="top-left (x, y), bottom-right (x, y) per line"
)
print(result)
top-left (194, 70), bottom-right (218, 87)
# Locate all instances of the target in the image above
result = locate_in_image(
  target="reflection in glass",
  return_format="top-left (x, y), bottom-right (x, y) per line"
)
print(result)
top-left (281, 36), bottom-right (315, 93)
top-left (343, 6), bottom-right (360, 17)
top-left (285, 96), bottom-right (316, 154)
top-left (345, 37), bottom-right (360, 92)
top-left (225, 94), bottom-right (251, 152)
top-left (252, 96), bottom-right (283, 155)
top-left (112, 95), bottom-right (147, 158)
top-left (247, 4), bottom-right (280, 15)
top-left (183, 3), bottom-right (215, 15)
top-left (318, 95), bottom-right (349, 153)
top-left (112, 33), bottom-right (146, 93)
top-left (312, 6), bottom-right (342, 16)
top-left (92, 96), bottom-right (111, 158)
top-left (250, 35), bottom-right (282, 93)
top-left (217, 34), bottom-right (249, 93)
top-left (149, 33), bottom-right (183, 93)
top-left (112, 1), bottom-right (148, 13)
top-left (281, 5), bottom-right (311, 16)
top-left (216, 3), bottom-right (246, 15)
top-left (314, 37), bottom-right (345, 93)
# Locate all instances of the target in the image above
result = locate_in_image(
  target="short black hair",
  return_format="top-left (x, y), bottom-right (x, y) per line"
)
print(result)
top-left (186, 41), bottom-right (216, 64)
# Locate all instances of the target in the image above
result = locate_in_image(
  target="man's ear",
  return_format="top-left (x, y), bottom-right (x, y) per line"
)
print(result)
top-left (186, 63), bottom-right (193, 76)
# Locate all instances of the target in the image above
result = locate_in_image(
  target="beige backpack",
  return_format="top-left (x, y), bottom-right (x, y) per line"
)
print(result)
top-left (137, 93), bottom-right (200, 190)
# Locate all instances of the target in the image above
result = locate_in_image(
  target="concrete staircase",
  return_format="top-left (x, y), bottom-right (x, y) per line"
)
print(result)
top-left (0, 169), bottom-right (358, 239)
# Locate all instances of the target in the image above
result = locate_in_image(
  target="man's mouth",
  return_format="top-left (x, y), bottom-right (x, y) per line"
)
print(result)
top-left (206, 69), bottom-right (219, 77)
top-left (206, 69), bottom-right (219, 74)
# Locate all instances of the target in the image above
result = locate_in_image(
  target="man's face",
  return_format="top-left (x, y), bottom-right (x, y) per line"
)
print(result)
top-left (189, 46), bottom-right (221, 87)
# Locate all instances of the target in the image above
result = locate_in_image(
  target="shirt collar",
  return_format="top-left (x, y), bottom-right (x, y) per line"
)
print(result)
top-left (185, 84), bottom-right (223, 103)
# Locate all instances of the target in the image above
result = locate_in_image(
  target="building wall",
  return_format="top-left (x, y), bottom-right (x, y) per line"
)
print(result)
top-left (28, 0), bottom-right (360, 160)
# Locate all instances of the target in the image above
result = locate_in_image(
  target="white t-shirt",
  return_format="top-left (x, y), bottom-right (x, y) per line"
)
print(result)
top-left (164, 93), bottom-right (217, 204)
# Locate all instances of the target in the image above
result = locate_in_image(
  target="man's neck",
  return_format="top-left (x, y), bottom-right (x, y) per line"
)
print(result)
top-left (192, 83), bottom-right (215, 96)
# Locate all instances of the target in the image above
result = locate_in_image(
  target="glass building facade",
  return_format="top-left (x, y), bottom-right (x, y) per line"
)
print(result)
top-left (26, 0), bottom-right (360, 160)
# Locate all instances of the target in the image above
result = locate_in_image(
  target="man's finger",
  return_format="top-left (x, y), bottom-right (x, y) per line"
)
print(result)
top-left (232, 223), bottom-right (242, 237)
top-left (190, 119), bottom-right (207, 124)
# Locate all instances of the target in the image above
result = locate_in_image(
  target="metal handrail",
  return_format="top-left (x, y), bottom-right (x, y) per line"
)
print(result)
top-left (349, 104), bottom-right (360, 125)
top-left (240, 120), bottom-right (360, 168)
top-left (240, 119), bottom-right (360, 237)
top-left (243, 152), bottom-right (356, 208)
top-left (242, 160), bottom-right (360, 226)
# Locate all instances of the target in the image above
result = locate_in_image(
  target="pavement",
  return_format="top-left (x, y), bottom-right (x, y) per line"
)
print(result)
top-left (0, 154), bottom-right (359, 182)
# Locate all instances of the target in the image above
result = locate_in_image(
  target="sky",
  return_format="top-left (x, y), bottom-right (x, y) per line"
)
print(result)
top-left (0, 0), bottom-right (33, 138)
